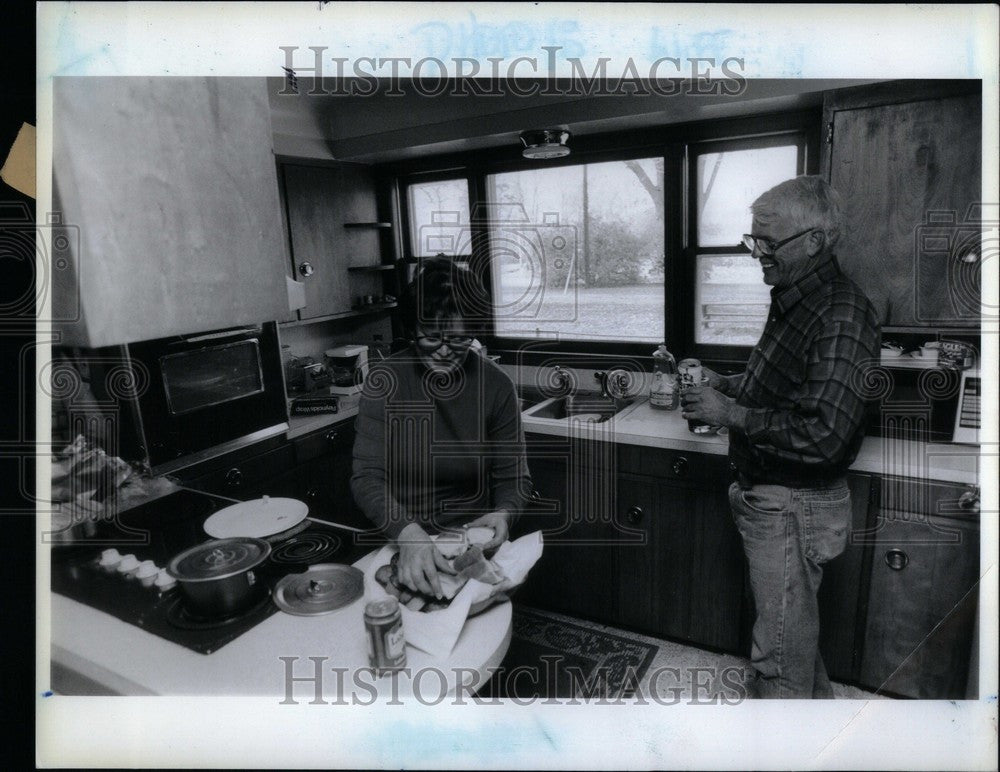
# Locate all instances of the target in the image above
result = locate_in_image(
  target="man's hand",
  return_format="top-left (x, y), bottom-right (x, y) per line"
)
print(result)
top-left (681, 385), bottom-right (742, 428)
top-left (397, 523), bottom-right (456, 599)
top-left (700, 366), bottom-right (728, 391)
top-left (465, 510), bottom-right (511, 551)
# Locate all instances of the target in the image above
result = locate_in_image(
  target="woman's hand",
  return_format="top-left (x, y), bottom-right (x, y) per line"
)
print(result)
top-left (465, 510), bottom-right (511, 551)
top-left (396, 523), bottom-right (456, 599)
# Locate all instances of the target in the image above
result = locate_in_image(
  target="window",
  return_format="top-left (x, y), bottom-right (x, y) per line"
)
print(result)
top-left (405, 178), bottom-right (471, 257)
top-left (486, 157), bottom-right (665, 343)
top-left (690, 140), bottom-right (803, 347)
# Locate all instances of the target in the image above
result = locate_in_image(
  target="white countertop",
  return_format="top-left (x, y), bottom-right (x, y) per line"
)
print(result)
top-left (50, 550), bottom-right (512, 698)
top-left (521, 396), bottom-right (980, 485)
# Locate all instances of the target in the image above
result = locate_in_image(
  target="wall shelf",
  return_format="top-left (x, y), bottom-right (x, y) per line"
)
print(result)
top-left (280, 302), bottom-right (398, 327)
top-left (344, 222), bottom-right (392, 229)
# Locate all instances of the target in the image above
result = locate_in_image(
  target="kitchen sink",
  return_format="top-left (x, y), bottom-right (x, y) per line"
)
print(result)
top-left (524, 394), bottom-right (635, 423)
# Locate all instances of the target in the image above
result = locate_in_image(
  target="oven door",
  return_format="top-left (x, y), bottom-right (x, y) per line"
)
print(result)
top-left (129, 323), bottom-right (288, 472)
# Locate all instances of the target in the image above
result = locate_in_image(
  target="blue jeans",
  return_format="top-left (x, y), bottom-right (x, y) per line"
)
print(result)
top-left (728, 480), bottom-right (851, 698)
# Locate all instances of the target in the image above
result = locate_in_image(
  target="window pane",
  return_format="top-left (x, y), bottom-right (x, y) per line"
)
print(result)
top-left (407, 179), bottom-right (470, 257)
top-left (488, 158), bottom-right (664, 342)
top-left (695, 254), bottom-right (770, 345)
top-left (696, 145), bottom-right (798, 247)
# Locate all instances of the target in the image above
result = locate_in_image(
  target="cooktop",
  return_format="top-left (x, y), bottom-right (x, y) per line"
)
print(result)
top-left (51, 488), bottom-right (381, 654)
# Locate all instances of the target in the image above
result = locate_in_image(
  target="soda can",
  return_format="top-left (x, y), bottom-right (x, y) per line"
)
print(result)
top-left (677, 358), bottom-right (703, 386)
top-left (364, 597), bottom-right (407, 674)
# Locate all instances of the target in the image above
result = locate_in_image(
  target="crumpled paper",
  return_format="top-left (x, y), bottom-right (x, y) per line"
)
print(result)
top-left (362, 531), bottom-right (544, 660)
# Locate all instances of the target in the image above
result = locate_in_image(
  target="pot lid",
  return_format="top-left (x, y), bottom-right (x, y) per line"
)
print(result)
top-left (273, 564), bottom-right (364, 616)
top-left (168, 537), bottom-right (271, 582)
top-left (203, 496), bottom-right (309, 539)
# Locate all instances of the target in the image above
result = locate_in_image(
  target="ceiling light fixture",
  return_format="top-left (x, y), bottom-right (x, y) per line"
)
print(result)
top-left (520, 129), bottom-right (571, 160)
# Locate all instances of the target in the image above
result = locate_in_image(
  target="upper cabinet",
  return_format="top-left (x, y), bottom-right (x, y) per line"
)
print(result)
top-left (822, 81), bottom-right (982, 328)
top-left (52, 77), bottom-right (292, 347)
top-left (281, 162), bottom-right (388, 322)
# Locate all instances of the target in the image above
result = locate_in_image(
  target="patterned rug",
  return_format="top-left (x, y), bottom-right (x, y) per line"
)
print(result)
top-left (478, 606), bottom-right (659, 699)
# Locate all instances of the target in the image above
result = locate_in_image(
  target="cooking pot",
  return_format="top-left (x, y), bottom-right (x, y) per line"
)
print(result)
top-left (167, 537), bottom-right (272, 618)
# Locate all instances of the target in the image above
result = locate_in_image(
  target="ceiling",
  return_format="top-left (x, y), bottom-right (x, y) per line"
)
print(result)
top-left (267, 78), bottom-right (882, 164)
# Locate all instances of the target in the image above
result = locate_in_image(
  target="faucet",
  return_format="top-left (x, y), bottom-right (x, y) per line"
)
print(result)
top-left (553, 365), bottom-right (572, 394)
top-left (595, 369), bottom-right (631, 400)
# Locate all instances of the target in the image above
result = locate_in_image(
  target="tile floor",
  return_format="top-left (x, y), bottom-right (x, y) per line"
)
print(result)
top-left (532, 606), bottom-right (888, 701)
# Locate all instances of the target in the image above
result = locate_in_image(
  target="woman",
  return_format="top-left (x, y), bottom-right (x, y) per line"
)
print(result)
top-left (350, 257), bottom-right (532, 599)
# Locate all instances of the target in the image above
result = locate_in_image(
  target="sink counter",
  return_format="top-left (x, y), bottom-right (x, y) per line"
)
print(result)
top-left (522, 397), bottom-right (980, 485)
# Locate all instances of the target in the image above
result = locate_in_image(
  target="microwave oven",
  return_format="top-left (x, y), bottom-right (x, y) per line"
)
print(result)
top-left (867, 358), bottom-right (980, 444)
top-left (124, 323), bottom-right (288, 473)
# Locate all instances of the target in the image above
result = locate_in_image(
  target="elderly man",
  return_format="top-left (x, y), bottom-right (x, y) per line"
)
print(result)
top-left (681, 175), bottom-right (880, 698)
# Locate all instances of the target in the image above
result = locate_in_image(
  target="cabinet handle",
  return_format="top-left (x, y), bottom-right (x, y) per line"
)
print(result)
top-left (529, 489), bottom-right (542, 502)
top-left (626, 505), bottom-right (644, 524)
top-left (671, 456), bottom-right (689, 477)
top-left (885, 549), bottom-right (908, 571)
top-left (298, 261), bottom-right (315, 278)
top-left (325, 430), bottom-right (339, 443)
top-left (306, 487), bottom-right (319, 499)
top-left (224, 467), bottom-right (243, 488)
top-left (958, 490), bottom-right (980, 511)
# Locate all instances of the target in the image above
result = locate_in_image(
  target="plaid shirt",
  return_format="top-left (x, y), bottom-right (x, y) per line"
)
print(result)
top-left (727, 254), bottom-right (880, 487)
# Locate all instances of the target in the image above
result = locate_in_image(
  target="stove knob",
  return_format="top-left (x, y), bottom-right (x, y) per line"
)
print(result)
top-left (154, 568), bottom-right (177, 592)
top-left (116, 554), bottom-right (140, 575)
top-left (135, 560), bottom-right (159, 588)
top-left (99, 548), bottom-right (122, 572)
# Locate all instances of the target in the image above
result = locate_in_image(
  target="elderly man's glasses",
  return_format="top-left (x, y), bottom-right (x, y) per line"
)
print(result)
top-left (741, 228), bottom-right (815, 257)
top-left (415, 332), bottom-right (474, 352)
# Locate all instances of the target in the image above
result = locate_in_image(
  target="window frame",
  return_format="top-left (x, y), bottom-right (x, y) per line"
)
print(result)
top-left (385, 110), bottom-right (820, 365)
top-left (399, 169), bottom-right (476, 262)
top-left (681, 131), bottom-right (816, 363)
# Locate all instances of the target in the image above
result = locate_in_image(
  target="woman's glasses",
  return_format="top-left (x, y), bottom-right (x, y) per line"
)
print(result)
top-left (415, 332), bottom-right (474, 352)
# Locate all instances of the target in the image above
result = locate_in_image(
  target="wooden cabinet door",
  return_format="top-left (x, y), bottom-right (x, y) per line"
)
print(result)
top-left (859, 513), bottom-right (979, 698)
top-left (282, 163), bottom-right (382, 320)
top-left (614, 456), bottom-right (744, 653)
top-left (823, 81), bottom-right (981, 326)
top-left (817, 473), bottom-right (875, 682)
top-left (52, 77), bottom-right (292, 347)
top-left (517, 443), bottom-right (617, 623)
top-left (283, 164), bottom-right (352, 319)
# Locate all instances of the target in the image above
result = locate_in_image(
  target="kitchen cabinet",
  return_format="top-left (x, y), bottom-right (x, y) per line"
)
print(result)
top-left (821, 80), bottom-right (981, 327)
top-left (816, 473), bottom-right (876, 683)
top-left (281, 163), bottom-right (386, 321)
top-left (52, 77), bottom-right (292, 347)
top-left (520, 437), bottom-right (745, 653)
top-left (614, 448), bottom-right (745, 653)
top-left (515, 437), bottom-right (618, 622)
top-left (858, 479), bottom-right (980, 698)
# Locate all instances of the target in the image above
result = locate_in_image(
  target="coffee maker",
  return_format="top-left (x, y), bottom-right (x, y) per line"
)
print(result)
top-left (324, 345), bottom-right (369, 395)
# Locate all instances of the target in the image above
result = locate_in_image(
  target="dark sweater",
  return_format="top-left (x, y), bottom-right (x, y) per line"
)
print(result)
top-left (350, 347), bottom-right (531, 539)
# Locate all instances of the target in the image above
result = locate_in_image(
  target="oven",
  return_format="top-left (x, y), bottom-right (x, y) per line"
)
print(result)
top-left (125, 323), bottom-right (288, 474)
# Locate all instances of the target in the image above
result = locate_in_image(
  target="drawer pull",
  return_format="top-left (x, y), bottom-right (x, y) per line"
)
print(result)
top-left (325, 430), bottom-right (339, 443)
top-left (298, 261), bottom-right (315, 278)
top-left (671, 457), bottom-right (689, 477)
top-left (529, 489), bottom-right (542, 502)
top-left (224, 467), bottom-right (243, 488)
top-left (958, 490), bottom-right (980, 511)
top-left (306, 487), bottom-right (320, 500)
top-left (885, 549), bottom-right (908, 571)
top-left (626, 505), bottom-right (644, 524)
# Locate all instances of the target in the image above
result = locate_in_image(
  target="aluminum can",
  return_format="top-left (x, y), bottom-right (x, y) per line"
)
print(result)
top-left (364, 597), bottom-right (406, 673)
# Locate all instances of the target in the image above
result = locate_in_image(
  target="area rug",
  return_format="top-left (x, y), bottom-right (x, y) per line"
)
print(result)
top-left (477, 605), bottom-right (659, 699)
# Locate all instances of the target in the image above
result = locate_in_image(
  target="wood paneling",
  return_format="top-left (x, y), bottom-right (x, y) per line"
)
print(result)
top-left (52, 77), bottom-right (291, 346)
top-left (825, 89), bottom-right (981, 326)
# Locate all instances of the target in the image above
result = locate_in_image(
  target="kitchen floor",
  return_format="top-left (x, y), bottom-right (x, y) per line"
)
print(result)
top-left (512, 605), bottom-right (887, 701)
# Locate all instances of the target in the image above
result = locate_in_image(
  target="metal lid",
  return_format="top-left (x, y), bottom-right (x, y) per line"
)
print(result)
top-left (273, 564), bottom-right (364, 616)
top-left (364, 596), bottom-right (400, 619)
top-left (167, 537), bottom-right (271, 582)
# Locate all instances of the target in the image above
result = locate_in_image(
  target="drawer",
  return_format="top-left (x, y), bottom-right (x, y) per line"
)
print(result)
top-left (879, 477), bottom-right (980, 520)
top-left (181, 443), bottom-right (295, 496)
top-left (616, 444), bottom-right (727, 485)
top-left (294, 420), bottom-right (356, 463)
